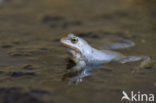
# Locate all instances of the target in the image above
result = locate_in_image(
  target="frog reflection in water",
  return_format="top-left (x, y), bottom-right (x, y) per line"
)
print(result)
top-left (60, 34), bottom-right (151, 83)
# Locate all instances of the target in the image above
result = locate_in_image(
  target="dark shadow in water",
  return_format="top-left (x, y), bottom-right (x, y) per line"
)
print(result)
top-left (62, 59), bottom-right (103, 85)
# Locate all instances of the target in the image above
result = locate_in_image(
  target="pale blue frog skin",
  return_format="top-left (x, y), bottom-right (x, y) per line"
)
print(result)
top-left (60, 33), bottom-right (151, 71)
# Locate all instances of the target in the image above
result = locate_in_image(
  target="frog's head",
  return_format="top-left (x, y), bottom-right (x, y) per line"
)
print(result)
top-left (60, 33), bottom-right (92, 54)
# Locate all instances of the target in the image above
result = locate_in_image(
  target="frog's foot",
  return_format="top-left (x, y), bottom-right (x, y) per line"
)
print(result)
top-left (80, 70), bottom-right (92, 77)
top-left (119, 56), bottom-right (151, 71)
top-left (102, 39), bottom-right (135, 50)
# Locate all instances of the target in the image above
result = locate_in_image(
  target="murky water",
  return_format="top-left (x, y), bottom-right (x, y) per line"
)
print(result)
top-left (0, 0), bottom-right (156, 103)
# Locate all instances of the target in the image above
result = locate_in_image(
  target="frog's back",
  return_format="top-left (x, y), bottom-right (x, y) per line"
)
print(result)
top-left (101, 49), bottom-right (125, 60)
top-left (89, 49), bottom-right (125, 64)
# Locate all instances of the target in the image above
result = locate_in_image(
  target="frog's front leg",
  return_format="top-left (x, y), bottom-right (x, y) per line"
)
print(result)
top-left (118, 56), bottom-right (151, 69)
top-left (70, 60), bottom-right (86, 72)
top-left (69, 69), bottom-right (92, 84)
top-left (102, 39), bottom-right (135, 50)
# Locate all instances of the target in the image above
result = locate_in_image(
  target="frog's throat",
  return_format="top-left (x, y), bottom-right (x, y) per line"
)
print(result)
top-left (60, 37), bottom-right (81, 54)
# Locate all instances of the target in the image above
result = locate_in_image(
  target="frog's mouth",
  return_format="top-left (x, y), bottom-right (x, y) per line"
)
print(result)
top-left (60, 37), bottom-right (81, 53)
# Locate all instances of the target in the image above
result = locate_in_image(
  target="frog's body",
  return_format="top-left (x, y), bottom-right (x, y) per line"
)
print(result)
top-left (60, 34), bottom-right (150, 71)
top-left (86, 48), bottom-right (125, 64)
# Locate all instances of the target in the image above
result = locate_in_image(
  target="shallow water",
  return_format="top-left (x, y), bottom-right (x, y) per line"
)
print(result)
top-left (0, 0), bottom-right (156, 103)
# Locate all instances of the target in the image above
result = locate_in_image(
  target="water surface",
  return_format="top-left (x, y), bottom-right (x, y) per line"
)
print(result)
top-left (0, 0), bottom-right (156, 103)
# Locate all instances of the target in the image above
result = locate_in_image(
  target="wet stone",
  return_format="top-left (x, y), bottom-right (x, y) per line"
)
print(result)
top-left (8, 72), bottom-right (37, 77)
top-left (23, 65), bottom-right (35, 70)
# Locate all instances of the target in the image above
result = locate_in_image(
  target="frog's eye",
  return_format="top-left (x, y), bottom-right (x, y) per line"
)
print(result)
top-left (71, 37), bottom-right (78, 44)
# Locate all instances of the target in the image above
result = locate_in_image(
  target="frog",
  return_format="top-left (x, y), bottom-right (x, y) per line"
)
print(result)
top-left (60, 33), bottom-right (151, 71)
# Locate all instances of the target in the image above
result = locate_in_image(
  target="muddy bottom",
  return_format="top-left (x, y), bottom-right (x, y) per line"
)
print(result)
top-left (0, 0), bottom-right (156, 103)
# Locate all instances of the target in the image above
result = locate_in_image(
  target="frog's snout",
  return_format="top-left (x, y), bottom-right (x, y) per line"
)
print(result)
top-left (60, 37), bottom-right (69, 42)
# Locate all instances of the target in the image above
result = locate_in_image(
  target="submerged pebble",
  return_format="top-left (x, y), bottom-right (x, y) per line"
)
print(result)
top-left (23, 65), bottom-right (35, 70)
top-left (1, 45), bottom-right (12, 49)
top-left (8, 72), bottom-right (37, 77)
